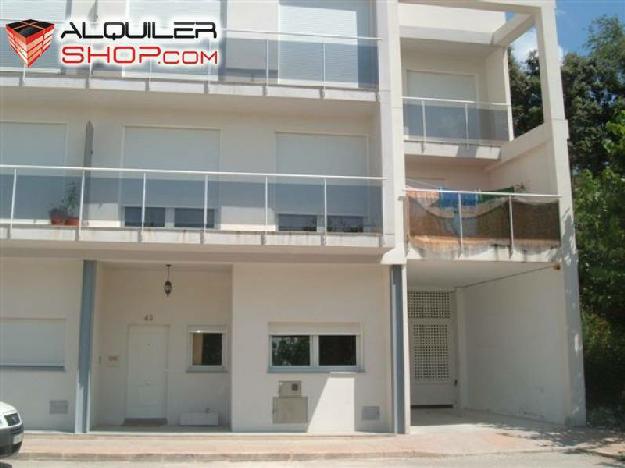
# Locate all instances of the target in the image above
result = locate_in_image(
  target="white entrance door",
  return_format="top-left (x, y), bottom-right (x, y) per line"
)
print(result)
top-left (126, 325), bottom-right (168, 419)
top-left (408, 291), bottom-right (457, 406)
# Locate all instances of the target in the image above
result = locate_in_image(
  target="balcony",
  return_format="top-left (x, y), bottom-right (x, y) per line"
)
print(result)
top-left (0, 165), bottom-right (387, 250)
top-left (403, 97), bottom-right (511, 145)
top-left (406, 188), bottom-right (561, 261)
top-left (0, 27), bottom-right (379, 97)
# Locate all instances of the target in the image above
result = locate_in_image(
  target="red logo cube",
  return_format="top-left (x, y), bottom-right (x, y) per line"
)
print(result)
top-left (6, 19), bottom-right (55, 67)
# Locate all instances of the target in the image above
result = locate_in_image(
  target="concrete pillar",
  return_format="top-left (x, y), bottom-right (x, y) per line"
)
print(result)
top-left (390, 265), bottom-right (409, 433)
top-left (535, 3), bottom-right (586, 426)
top-left (74, 260), bottom-right (96, 433)
top-left (377, 0), bottom-right (407, 265)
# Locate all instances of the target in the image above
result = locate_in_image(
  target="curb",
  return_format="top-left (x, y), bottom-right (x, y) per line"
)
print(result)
top-left (15, 447), bottom-right (576, 463)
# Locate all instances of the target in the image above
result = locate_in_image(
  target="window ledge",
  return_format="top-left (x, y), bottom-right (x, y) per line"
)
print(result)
top-left (0, 365), bottom-right (65, 372)
top-left (186, 366), bottom-right (227, 374)
top-left (268, 367), bottom-right (364, 375)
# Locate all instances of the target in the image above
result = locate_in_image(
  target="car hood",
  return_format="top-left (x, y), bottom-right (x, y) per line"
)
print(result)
top-left (0, 402), bottom-right (17, 416)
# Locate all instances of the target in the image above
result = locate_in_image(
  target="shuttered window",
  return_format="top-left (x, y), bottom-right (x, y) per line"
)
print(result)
top-left (127, 0), bottom-right (221, 23)
top-left (1, 1), bottom-right (67, 22)
top-left (0, 319), bottom-right (65, 367)
top-left (278, 0), bottom-right (375, 87)
top-left (407, 71), bottom-right (477, 101)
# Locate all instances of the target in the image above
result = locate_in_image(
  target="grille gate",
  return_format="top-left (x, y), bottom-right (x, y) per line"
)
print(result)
top-left (409, 291), bottom-right (453, 381)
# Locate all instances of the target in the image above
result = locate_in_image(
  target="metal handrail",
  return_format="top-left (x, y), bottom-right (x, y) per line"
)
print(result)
top-left (224, 28), bottom-right (380, 42)
top-left (403, 96), bottom-right (510, 108)
top-left (0, 164), bottom-right (384, 182)
top-left (405, 187), bottom-right (560, 199)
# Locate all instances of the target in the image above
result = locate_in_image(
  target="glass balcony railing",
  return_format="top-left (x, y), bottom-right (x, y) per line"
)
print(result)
top-left (0, 165), bottom-right (384, 237)
top-left (406, 188), bottom-right (561, 256)
top-left (403, 97), bottom-right (511, 144)
top-left (0, 27), bottom-right (379, 90)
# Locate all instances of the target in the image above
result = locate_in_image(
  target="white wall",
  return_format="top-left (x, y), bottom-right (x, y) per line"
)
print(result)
top-left (460, 268), bottom-right (569, 423)
top-left (0, 257), bottom-right (82, 431)
top-left (93, 265), bottom-right (232, 427)
top-left (399, 4), bottom-right (506, 33)
top-left (231, 263), bottom-right (391, 432)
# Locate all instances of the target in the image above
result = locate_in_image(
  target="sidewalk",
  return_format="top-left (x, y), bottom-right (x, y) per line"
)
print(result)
top-left (16, 410), bottom-right (625, 462)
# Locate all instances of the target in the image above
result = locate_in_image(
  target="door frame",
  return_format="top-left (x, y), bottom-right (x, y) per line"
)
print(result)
top-left (125, 324), bottom-right (169, 420)
top-left (407, 288), bottom-right (459, 408)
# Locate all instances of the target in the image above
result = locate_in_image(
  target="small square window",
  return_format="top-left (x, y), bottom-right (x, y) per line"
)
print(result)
top-left (191, 332), bottom-right (223, 367)
top-left (318, 335), bottom-right (357, 367)
top-left (175, 208), bottom-right (215, 229)
top-left (271, 335), bottom-right (310, 366)
top-left (124, 207), bottom-right (165, 227)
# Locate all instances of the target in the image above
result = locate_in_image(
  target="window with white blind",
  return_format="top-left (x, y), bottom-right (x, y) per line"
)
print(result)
top-left (278, 0), bottom-right (375, 87)
top-left (1, 1), bottom-right (67, 22)
top-left (0, 319), bottom-right (65, 367)
top-left (127, 0), bottom-right (221, 23)
top-left (406, 70), bottom-right (477, 101)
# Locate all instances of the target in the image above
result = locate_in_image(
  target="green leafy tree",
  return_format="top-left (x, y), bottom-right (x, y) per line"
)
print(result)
top-left (508, 50), bottom-right (543, 136)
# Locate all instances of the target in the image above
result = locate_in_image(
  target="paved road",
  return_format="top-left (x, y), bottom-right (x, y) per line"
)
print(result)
top-left (0, 452), bottom-right (620, 467)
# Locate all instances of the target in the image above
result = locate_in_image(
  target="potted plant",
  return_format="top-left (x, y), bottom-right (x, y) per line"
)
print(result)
top-left (63, 182), bottom-right (80, 226)
top-left (48, 206), bottom-right (67, 225)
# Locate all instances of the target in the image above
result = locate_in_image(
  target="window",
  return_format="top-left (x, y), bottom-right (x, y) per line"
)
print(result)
top-left (0, 319), bottom-right (65, 368)
top-left (124, 207), bottom-right (166, 227)
top-left (278, 214), bottom-right (318, 232)
top-left (271, 335), bottom-right (311, 367)
top-left (269, 333), bottom-right (360, 371)
top-left (318, 335), bottom-right (357, 366)
top-left (174, 208), bottom-right (215, 229)
top-left (188, 328), bottom-right (226, 371)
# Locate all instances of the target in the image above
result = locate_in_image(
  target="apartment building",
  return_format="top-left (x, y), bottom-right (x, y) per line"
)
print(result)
top-left (0, 0), bottom-right (585, 434)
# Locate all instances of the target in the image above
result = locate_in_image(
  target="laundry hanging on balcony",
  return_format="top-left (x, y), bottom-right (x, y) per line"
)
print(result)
top-left (406, 190), bottom-right (561, 256)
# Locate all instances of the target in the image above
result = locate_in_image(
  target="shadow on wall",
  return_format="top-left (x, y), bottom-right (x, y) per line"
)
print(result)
top-left (272, 373), bottom-right (388, 433)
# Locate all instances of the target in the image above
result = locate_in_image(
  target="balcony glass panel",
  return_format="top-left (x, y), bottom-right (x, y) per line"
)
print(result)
top-left (272, 176), bottom-right (324, 232)
top-left (2, 167), bottom-right (383, 238)
top-left (407, 190), bottom-right (460, 255)
top-left (460, 194), bottom-right (512, 253)
top-left (83, 171), bottom-right (142, 228)
top-left (403, 98), bottom-right (511, 143)
top-left (0, 170), bottom-right (14, 221)
top-left (12, 169), bottom-right (82, 225)
top-left (326, 179), bottom-right (382, 233)
top-left (511, 196), bottom-right (561, 249)
top-left (216, 174), bottom-right (267, 231)
top-left (145, 173), bottom-right (206, 228)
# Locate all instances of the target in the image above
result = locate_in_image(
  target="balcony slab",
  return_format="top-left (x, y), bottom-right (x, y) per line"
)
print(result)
top-left (404, 139), bottom-right (503, 160)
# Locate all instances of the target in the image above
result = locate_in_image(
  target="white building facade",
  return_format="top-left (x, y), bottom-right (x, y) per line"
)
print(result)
top-left (0, 0), bottom-right (585, 433)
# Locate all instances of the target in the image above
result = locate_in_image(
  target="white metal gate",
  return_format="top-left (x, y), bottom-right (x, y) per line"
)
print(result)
top-left (408, 291), bottom-right (456, 406)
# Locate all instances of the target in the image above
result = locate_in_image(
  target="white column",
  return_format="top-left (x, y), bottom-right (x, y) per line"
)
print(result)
top-left (377, 0), bottom-right (407, 264)
top-left (535, 3), bottom-right (586, 426)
